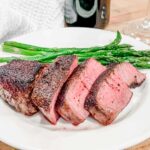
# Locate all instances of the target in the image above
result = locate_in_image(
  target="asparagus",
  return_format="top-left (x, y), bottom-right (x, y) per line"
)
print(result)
top-left (3, 31), bottom-right (123, 53)
top-left (2, 45), bottom-right (47, 56)
top-left (0, 53), bottom-right (149, 68)
top-left (0, 57), bottom-right (18, 63)
top-left (78, 56), bottom-right (150, 68)
top-left (78, 49), bottom-right (150, 58)
top-left (2, 44), bottom-right (133, 57)
top-left (0, 54), bottom-right (53, 63)
top-left (1, 31), bottom-right (150, 69)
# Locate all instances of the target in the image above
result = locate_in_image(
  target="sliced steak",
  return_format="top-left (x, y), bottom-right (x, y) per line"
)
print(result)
top-left (0, 60), bottom-right (42, 115)
top-left (57, 58), bottom-right (106, 125)
top-left (31, 55), bottom-right (78, 124)
top-left (85, 68), bottom-right (133, 125)
top-left (109, 62), bottom-right (146, 87)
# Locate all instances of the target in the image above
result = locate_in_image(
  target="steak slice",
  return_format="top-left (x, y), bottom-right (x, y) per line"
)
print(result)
top-left (57, 58), bottom-right (106, 125)
top-left (31, 55), bottom-right (78, 124)
top-left (85, 68), bottom-right (133, 125)
top-left (109, 62), bottom-right (146, 87)
top-left (0, 60), bottom-right (42, 115)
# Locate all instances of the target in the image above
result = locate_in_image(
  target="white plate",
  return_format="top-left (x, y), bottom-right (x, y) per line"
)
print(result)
top-left (0, 28), bottom-right (150, 150)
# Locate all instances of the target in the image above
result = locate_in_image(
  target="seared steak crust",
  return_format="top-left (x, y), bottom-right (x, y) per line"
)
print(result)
top-left (0, 60), bottom-right (42, 90)
top-left (0, 60), bottom-right (42, 115)
top-left (108, 62), bottom-right (146, 87)
top-left (31, 55), bottom-right (78, 124)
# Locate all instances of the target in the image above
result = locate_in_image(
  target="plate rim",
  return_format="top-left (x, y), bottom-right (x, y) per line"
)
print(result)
top-left (0, 27), bottom-right (150, 150)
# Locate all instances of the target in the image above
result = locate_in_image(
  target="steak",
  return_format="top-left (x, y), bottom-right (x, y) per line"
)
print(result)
top-left (0, 60), bottom-right (42, 115)
top-left (85, 67), bottom-right (133, 125)
top-left (31, 55), bottom-right (78, 124)
top-left (57, 58), bottom-right (106, 125)
top-left (108, 62), bottom-right (146, 87)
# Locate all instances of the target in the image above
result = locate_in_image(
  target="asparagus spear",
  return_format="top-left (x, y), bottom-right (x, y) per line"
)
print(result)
top-left (2, 44), bottom-right (133, 57)
top-left (2, 45), bottom-right (47, 56)
top-left (3, 31), bottom-right (123, 53)
top-left (0, 54), bottom-right (149, 68)
top-left (0, 57), bottom-right (18, 63)
top-left (78, 56), bottom-right (150, 68)
top-left (1, 31), bottom-right (150, 69)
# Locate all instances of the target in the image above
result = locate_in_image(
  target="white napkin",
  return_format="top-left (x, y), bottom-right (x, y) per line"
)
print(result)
top-left (0, 0), bottom-right (65, 42)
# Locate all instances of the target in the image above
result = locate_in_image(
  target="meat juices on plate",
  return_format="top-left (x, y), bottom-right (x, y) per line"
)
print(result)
top-left (0, 60), bottom-right (42, 115)
top-left (31, 55), bottom-right (78, 124)
top-left (57, 58), bottom-right (106, 125)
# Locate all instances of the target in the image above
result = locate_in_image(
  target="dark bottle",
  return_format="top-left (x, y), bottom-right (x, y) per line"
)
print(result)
top-left (64, 0), bottom-right (110, 28)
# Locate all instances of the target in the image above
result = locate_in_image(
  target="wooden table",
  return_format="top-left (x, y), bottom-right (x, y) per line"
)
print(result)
top-left (0, 0), bottom-right (150, 149)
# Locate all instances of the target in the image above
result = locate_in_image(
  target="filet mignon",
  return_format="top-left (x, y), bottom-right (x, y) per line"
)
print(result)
top-left (0, 60), bottom-right (42, 115)
top-left (57, 58), bottom-right (106, 125)
top-left (31, 55), bottom-right (78, 124)
top-left (85, 67), bottom-right (133, 125)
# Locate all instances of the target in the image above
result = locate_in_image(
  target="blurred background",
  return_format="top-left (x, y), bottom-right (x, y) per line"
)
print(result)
top-left (0, 0), bottom-right (149, 42)
top-left (108, 0), bottom-right (149, 30)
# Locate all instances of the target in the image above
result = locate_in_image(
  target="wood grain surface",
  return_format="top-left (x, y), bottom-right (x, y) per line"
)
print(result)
top-left (0, 0), bottom-right (150, 149)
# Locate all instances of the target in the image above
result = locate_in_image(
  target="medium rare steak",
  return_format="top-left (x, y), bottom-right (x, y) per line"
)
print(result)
top-left (0, 60), bottom-right (42, 115)
top-left (85, 68), bottom-right (133, 125)
top-left (31, 55), bottom-right (78, 124)
top-left (57, 58), bottom-right (106, 125)
top-left (108, 62), bottom-right (146, 87)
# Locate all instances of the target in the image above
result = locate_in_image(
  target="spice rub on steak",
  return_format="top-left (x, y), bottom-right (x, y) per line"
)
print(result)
top-left (108, 62), bottom-right (146, 87)
top-left (0, 60), bottom-right (42, 115)
top-left (31, 55), bottom-right (78, 124)
top-left (85, 66), bottom-right (133, 125)
top-left (57, 58), bottom-right (106, 125)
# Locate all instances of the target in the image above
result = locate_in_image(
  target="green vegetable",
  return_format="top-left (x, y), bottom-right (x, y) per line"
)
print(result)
top-left (104, 31), bottom-right (121, 47)
top-left (0, 57), bottom-right (18, 63)
top-left (3, 31), bottom-right (123, 53)
top-left (1, 31), bottom-right (150, 69)
top-left (2, 45), bottom-right (46, 56)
